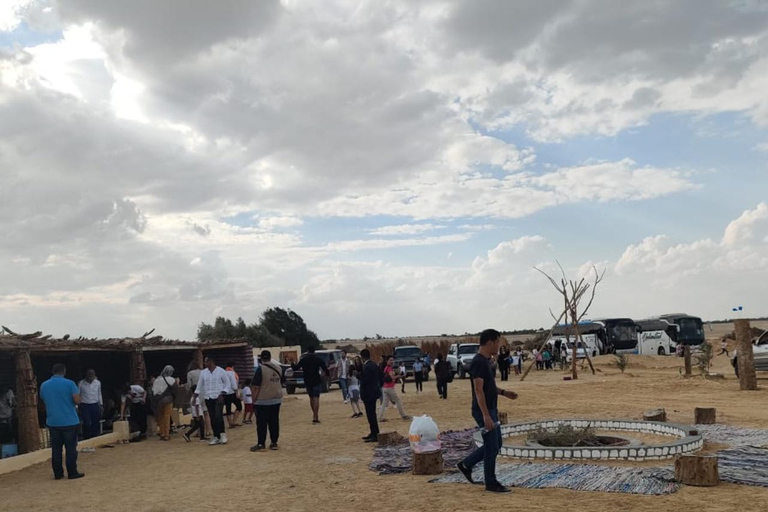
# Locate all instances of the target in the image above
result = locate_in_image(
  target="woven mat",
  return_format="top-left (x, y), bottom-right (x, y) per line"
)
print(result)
top-left (698, 424), bottom-right (768, 447)
top-left (369, 429), bottom-right (475, 475)
top-left (431, 463), bottom-right (679, 495)
top-left (715, 446), bottom-right (768, 487)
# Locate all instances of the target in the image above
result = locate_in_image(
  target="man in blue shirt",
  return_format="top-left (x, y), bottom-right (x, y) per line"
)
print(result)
top-left (40, 364), bottom-right (84, 480)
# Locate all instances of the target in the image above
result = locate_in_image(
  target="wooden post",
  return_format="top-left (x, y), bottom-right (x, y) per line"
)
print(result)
top-left (130, 350), bottom-right (146, 385)
top-left (675, 455), bottom-right (719, 486)
top-left (695, 407), bottom-right (716, 424)
top-left (412, 450), bottom-right (443, 475)
top-left (15, 350), bottom-right (42, 454)
top-left (684, 346), bottom-right (692, 376)
top-left (735, 319), bottom-right (757, 390)
top-left (643, 408), bottom-right (667, 422)
top-left (194, 348), bottom-right (204, 369)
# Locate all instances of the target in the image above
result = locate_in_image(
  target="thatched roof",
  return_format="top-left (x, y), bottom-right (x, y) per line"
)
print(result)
top-left (0, 326), bottom-right (248, 352)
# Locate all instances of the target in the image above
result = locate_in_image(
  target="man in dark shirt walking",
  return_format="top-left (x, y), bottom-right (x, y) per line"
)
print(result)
top-left (291, 346), bottom-right (328, 424)
top-left (359, 349), bottom-right (382, 442)
top-left (457, 329), bottom-right (518, 493)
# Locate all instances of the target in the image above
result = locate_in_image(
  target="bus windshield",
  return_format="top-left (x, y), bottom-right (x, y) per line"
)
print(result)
top-left (676, 317), bottom-right (704, 344)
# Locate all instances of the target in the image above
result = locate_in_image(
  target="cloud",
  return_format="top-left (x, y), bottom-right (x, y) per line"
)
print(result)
top-left (258, 216), bottom-right (304, 230)
top-left (368, 224), bottom-right (445, 236)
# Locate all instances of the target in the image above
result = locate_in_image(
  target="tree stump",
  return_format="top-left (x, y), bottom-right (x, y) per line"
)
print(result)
top-left (695, 407), bottom-right (716, 424)
top-left (378, 431), bottom-right (404, 446)
top-left (643, 408), bottom-right (667, 422)
top-left (684, 346), bottom-right (692, 376)
top-left (675, 455), bottom-right (719, 486)
top-left (735, 319), bottom-right (758, 390)
top-left (412, 450), bottom-right (443, 475)
top-left (498, 412), bottom-right (508, 425)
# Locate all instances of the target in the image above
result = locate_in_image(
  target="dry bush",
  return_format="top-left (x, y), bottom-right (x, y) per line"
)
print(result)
top-left (614, 354), bottom-right (629, 373)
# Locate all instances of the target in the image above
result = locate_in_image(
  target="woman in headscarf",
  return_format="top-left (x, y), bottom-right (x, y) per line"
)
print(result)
top-left (152, 365), bottom-right (179, 441)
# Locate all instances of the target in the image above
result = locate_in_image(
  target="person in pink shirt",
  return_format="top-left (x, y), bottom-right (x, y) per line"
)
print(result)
top-left (377, 356), bottom-right (411, 422)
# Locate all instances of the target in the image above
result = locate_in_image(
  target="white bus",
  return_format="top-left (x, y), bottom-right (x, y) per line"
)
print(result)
top-left (636, 314), bottom-right (705, 356)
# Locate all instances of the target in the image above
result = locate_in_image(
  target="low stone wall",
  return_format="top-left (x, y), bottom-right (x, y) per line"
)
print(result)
top-left (0, 421), bottom-right (130, 476)
top-left (474, 418), bottom-right (703, 461)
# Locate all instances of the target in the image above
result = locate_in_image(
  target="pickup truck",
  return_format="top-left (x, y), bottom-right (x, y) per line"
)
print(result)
top-left (732, 331), bottom-right (768, 377)
top-left (446, 342), bottom-right (479, 379)
top-left (282, 349), bottom-right (342, 395)
top-left (394, 345), bottom-right (429, 380)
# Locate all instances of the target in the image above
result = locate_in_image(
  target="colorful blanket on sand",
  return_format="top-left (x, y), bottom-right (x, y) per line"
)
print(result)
top-left (715, 446), bottom-right (768, 487)
top-left (431, 463), bottom-right (679, 495)
top-left (369, 428), bottom-right (475, 475)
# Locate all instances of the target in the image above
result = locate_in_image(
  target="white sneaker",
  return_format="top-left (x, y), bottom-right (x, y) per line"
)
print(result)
top-left (220, 433), bottom-right (228, 444)
top-left (208, 437), bottom-right (221, 445)
top-left (344, 399), bottom-right (349, 404)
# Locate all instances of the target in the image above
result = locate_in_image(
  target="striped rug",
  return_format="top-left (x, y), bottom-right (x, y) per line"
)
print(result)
top-left (431, 462), bottom-right (679, 495)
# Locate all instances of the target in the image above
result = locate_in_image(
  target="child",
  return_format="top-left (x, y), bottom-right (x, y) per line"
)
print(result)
top-left (399, 363), bottom-right (407, 393)
top-left (183, 392), bottom-right (206, 442)
top-left (241, 378), bottom-right (254, 424)
top-left (348, 370), bottom-right (363, 418)
top-left (511, 352), bottom-right (520, 376)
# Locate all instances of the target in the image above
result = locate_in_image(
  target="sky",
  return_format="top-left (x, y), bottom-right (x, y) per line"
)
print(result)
top-left (1, 1), bottom-right (767, 340)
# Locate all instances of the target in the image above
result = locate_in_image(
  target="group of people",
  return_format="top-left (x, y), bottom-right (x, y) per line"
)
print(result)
top-left (38, 335), bottom-right (519, 494)
top-left (497, 346), bottom-right (524, 380)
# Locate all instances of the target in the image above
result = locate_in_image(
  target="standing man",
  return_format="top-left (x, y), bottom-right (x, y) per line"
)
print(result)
top-left (434, 354), bottom-right (450, 399)
top-left (0, 386), bottom-right (15, 443)
top-left (78, 369), bottom-right (102, 439)
top-left (339, 351), bottom-right (350, 403)
top-left (359, 349), bottom-right (382, 443)
top-left (249, 350), bottom-right (283, 451)
top-left (195, 356), bottom-right (232, 445)
top-left (39, 364), bottom-right (84, 480)
top-left (457, 329), bottom-right (518, 493)
top-left (378, 356), bottom-right (410, 422)
top-left (412, 358), bottom-right (424, 394)
top-left (291, 346), bottom-right (328, 424)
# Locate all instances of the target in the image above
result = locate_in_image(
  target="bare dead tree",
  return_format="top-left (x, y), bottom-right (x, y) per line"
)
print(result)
top-left (521, 263), bottom-right (604, 381)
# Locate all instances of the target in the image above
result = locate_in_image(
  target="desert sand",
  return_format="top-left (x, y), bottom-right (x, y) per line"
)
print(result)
top-left (3, 349), bottom-right (768, 512)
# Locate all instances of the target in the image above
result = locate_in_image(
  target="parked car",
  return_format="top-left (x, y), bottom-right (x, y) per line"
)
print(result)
top-left (446, 343), bottom-right (479, 379)
top-left (283, 349), bottom-right (342, 395)
top-left (732, 331), bottom-right (768, 377)
top-left (393, 345), bottom-right (429, 380)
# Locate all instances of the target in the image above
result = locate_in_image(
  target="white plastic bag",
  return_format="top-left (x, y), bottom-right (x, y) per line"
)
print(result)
top-left (409, 415), bottom-right (441, 453)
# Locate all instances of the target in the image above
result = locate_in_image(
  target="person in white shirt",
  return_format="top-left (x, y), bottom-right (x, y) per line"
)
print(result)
top-left (183, 393), bottom-right (205, 442)
top-left (339, 351), bottom-right (350, 403)
top-left (194, 356), bottom-right (232, 445)
top-left (120, 383), bottom-right (147, 439)
top-left (399, 363), bottom-right (407, 393)
top-left (348, 371), bottom-right (362, 418)
top-left (78, 369), bottom-right (103, 439)
top-left (241, 380), bottom-right (254, 424)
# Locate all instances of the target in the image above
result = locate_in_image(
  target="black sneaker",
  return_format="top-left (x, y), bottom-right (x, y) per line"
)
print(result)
top-left (269, 443), bottom-right (278, 450)
top-left (456, 462), bottom-right (475, 484)
top-left (182, 433), bottom-right (191, 443)
top-left (363, 436), bottom-right (378, 443)
top-left (54, 475), bottom-right (65, 480)
top-left (68, 473), bottom-right (85, 480)
top-left (250, 444), bottom-right (266, 452)
top-left (485, 482), bottom-right (511, 493)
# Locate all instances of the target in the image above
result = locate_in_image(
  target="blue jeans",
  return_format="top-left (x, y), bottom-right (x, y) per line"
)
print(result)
top-left (461, 409), bottom-right (501, 487)
top-left (339, 378), bottom-right (349, 400)
top-left (49, 425), bottom-right (79, 478)
top-left (81, 403), bottom-right (101, 439)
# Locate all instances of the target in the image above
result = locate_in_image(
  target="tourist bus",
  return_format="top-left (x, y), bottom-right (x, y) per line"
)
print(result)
top-left (548, 318), bottom-right (638, 356)
top-left (636, 314), bottom-right (705, 355)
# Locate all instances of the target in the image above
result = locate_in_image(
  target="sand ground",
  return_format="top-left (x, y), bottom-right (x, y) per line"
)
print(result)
top-left (3, 351), bottom-right (768, 512)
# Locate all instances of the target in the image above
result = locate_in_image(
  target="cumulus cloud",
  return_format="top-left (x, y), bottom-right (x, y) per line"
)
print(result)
top-left (1, 2), bottom-right (766, 338)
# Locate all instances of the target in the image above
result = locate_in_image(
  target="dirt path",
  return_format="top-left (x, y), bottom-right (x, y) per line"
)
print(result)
top-left (3, 353), bottom-right (768, 512)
